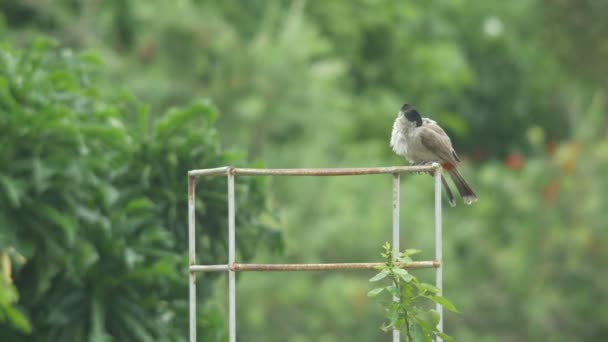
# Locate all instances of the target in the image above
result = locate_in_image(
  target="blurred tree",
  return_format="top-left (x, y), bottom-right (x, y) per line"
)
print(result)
top-left (0, 40), bottom-right (279, 340)
top-left (540, 0), bottom-right (608, 88)
top-left (0, 0), bottom-right (573, 158)
top-left (443, 95), bottom-right (608, 341)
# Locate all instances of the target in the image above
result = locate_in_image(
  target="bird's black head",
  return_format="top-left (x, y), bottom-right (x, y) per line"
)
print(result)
top-left (400, 103), bottom-right (422, 127)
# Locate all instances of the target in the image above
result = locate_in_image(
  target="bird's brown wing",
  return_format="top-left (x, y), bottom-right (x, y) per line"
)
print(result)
top-left (423, 122), bottom-right (461, 162)
top-left (425, 122), bottom-right (448, 138)
top-left (418, 127), bottom-right (459, 165)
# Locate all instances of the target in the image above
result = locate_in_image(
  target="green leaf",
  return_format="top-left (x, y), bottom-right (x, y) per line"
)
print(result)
top-left (393, 267), bottom-right (408, 274)
top-left (429, 309), bottom-right (440, 326)
top-left (155, 102), bottom-right (216, 138)
top-left (393, 268), bottom-right (410, 281)
top-left (399, 272), bottom-right (414, 283)
top-left (3, 306), bottom-right (32, 333)
top-left (410, 322), bottom-right (428, 342)
top-left (437, 332), bottom-right (454, 341)
top-left (90, 297), bottom-right (110, 342)
top-left (386, 285), bottom-right (398, 297)
top-left (402, 283), bottom-right (414, 298)
top-left (125, 198), bottom-right (155, 212)
top-left (413, 313), bottom-right (435, 332)
top-left (429, 295), bottom-right (459, 313)
top-left (403, 248), bottom-right (422, 256)
top-left (399, 256), bottom-right (413, 264)
top-left (369, 269), bottom-right (389, 282)
top-left (39, 204), bottom-right (77, 245)
top-left (420, 283), bottom-right (439, 294)
top-left (367, 287), bottom-right (385, 297)
top-left (380, 322), bottom-right (393, 332)
top-left (99, 182), bottom-right (120, 207)
top-left (32, 157), bottom-right (53, 193)
top-left (0, 175), bottom-right (26, 208)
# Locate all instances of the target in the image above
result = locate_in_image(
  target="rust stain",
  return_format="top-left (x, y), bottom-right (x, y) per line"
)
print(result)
top-left (227, 261), bottom-right (439, 272)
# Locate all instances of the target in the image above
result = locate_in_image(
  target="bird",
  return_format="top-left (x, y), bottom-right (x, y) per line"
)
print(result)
top-left (390, 103), bottom-right (477, 206)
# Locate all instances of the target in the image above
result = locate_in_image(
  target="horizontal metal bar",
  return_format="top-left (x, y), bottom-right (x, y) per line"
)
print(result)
top-left (190, 261), bottom-right (439, 273)
top-left (189, 165), bottom-right (439, 178)
top-left (233, 166), bottom-right (438, 176)
top-left (232, 261), bottom-right (439, 271)
top-left (190, 265), bottom-right (230, 272)
top-left (188, 167), bottom-right (230, 177)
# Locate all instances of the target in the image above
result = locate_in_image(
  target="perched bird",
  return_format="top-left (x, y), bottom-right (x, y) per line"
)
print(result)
top-left (390, 103), bottom-right (477, 206)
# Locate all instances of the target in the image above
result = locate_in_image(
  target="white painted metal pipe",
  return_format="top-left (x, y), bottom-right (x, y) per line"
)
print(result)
top-left (433, 164), bottom-right (443, 342)
top-left (392, 173), bottom-right (400, 342)
top-left (188, 166), bottom-right (230, 177)
top-left (188, 176), bottom-right (196, 342)
top-left (227, 173), bottom-right (236, 342)
top-left (190, 265), bottom-right (230, 272)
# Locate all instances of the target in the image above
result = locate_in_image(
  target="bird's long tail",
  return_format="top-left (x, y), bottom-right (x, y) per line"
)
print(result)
top-left (447, 168), bottom-right (477, 205)
top-left (426, 172), bottom-right (456, 207)
top-left (441, 175), bottom-right (456, 207)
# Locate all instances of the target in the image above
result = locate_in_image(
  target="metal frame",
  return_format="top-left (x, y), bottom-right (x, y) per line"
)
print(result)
top-left (188, 165), bottom-right (443, 342)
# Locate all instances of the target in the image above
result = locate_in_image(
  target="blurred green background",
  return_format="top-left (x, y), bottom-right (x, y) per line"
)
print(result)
top-left (1, 0), bottom-right (607, 341)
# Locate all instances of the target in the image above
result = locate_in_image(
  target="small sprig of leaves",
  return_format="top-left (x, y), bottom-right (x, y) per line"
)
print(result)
top-left (368, 242), bottom-right (458, 341)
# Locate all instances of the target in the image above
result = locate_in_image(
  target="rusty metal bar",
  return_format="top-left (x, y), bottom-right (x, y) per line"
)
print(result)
top-left (392, 173), bottom-right (400, 342)
top-left (233, 165), bottom-right (436, 176)
top-left (188, 176), bottom-right (196, 342)
top-left (434, 164), bottom-right (444, 341)
top-left (227, 173), bottom-right (236, 342)
top-left (190, 262), bottom-right (438, 272)
top-left (231, 261), bottom-right (438, 271)
top-left (189, 165), bottom-right (438, 178)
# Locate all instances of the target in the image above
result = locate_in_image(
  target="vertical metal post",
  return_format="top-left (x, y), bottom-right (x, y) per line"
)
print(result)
top-left (392, 173), bottom-right (400, 342)
top-left (188, 176), bottom-right (196, 342)
top-left (434, 166), bottom-right (443, 341)
top-left (227, 171), bottom-right (236, 342)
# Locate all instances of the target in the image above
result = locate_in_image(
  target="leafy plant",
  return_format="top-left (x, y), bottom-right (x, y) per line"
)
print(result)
top-left (0, 39), bottom-right (280, 341)
top-left (368, 243), bottom-right (458, 342)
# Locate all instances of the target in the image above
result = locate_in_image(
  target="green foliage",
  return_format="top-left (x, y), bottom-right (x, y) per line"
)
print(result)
top-left (368, 243), bottom-right (457, 341)
top-left (0, 0), bottom-right (572, 158)
top-left (540, 0), bottom-right (608, 87)
top-left (442, 97), bottom-right (608, 341)
top-left (0, 40), bottom-right (279, 340)
top-left (1, 1), bottom-right (607, 341)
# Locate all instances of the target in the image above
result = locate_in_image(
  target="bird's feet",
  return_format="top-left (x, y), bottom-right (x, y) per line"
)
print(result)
top-left (412, 161), bottom-right (431, 174)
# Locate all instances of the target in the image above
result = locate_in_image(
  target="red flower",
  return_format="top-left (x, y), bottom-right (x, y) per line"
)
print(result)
top-left (543, 181), bottom-right (559, 204)
top-left (504, 152), bottom-right (524, 171)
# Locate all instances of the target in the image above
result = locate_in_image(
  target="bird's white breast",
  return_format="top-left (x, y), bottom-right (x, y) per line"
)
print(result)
top-left (390, 117), bottom-right (414, 162)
